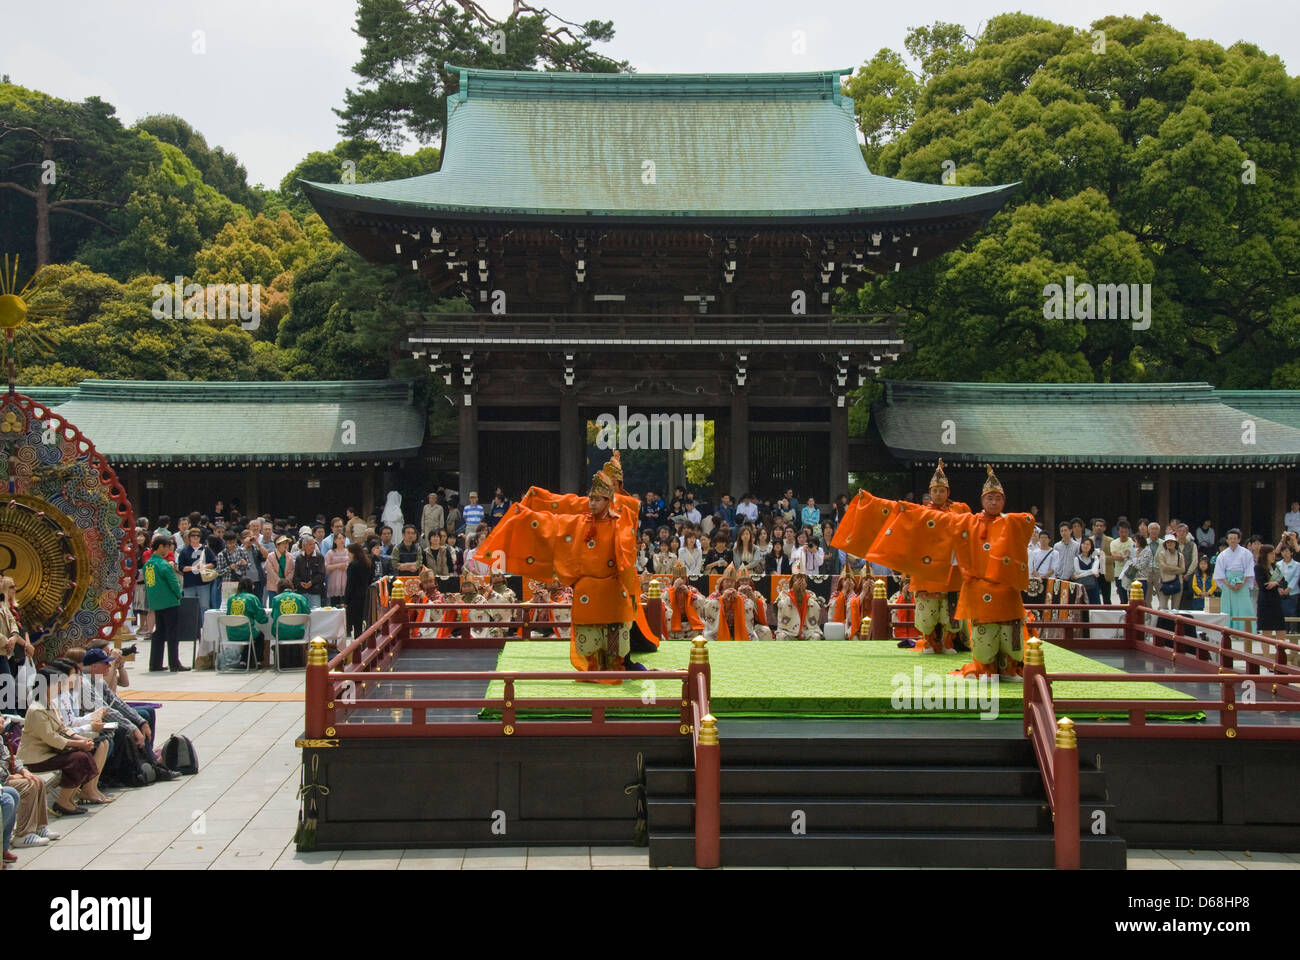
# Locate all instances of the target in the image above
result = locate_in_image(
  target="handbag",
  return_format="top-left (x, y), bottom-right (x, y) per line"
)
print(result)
top-left (1159, 578), bottom-right (1181, 595)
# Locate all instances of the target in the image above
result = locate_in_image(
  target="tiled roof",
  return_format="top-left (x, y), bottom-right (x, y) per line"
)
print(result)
top-left (875, 382), bottom-right (1300, 467)
top-left (22, 380), bottom-right (425, 464)
top-left (301, 68), bottom-right (1017, 221)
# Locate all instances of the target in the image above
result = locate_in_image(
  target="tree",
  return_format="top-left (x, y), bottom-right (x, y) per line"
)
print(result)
top-left (0, 85), bottom-right (151, 267)
top-left (279, 140), bottom-right (440, 217)
top-left (75, 134), bottom-right (249, 282)
top-left (844, 13), bottom-right (1300, 388)
top-left (133, 114), bottom-right (262, 211)
top-left (336, 0), bottom-right (626, 148)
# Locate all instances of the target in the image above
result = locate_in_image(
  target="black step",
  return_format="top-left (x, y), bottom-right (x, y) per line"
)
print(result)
top-left (713, 736), bottom-right (1038, 766)
top-left (646, 764), bottom-right (1108, 800)
top-left (648, 830), bottom-right (1128, 869)
top-left (647, 795), bottom-right (1117, 833)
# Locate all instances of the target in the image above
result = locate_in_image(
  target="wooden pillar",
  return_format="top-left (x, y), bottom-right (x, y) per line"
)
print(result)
top-left (243, 466), bottom-right (258, 518)
top-left (828, 399), bottom-right (848, 504)
top-left (1210, 478), bottom-right (1220, 533)
top-left (729, 389), bottom-right (749, 498)
top-left (123, 466), bottom-right (141, 518)
top-left (1042, 471), bottom-right (1056, 532)
top-left (1273, 467), bottom-right (1287, 538)
top-left (459, 401), bottom-right (479, 500)
top-left (560, 392), bottom-right (580, 494)
top-left (1241, 479), bottom-right (1252, 537)
top-left (362, 470), bottom-right (375, 520)
top-left (1156, 467), bottom-right (1170, 525)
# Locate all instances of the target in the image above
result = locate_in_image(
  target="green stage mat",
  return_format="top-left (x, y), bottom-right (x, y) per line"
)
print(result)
top-left (481, 641), bottom-right (1201, 720)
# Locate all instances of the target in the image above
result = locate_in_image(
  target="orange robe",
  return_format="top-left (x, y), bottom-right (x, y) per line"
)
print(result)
top-left (478, 486), bottom-right (653, 671)
top-left (710, 594), bottom-right (750, 641)
top-left (935, 510), bottom-right (1035, 624)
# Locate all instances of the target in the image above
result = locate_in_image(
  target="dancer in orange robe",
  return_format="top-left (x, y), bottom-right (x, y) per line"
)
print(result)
top-left (478, 452), bottom-right (642, 682)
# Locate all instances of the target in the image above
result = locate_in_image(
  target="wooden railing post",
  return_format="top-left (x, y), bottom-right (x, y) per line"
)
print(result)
top-left (645, 579), bottom-right (666, 642)
top-left (695, 714), bottom-right (720, 869)
top-left (305, 638), bottom-right (329, 739)
top-left (870, 579), bottom-right (890, 640)
top-left (1053, 717), bottom-right (1080, 870)
top-left (688, 636), bottom-right (711, 703)
top-left (1022, 637), bottom-right (1044, 737)
top-left (1124, 582), bottom-right (1145, 648)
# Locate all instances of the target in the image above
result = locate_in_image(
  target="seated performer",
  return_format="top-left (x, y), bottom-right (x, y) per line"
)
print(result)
top-left (890, 576), bottom-right (920, 645)
top-left (666, 562), bottom-right (706, 640)
top-left (773, 565), bottom-right (823, 640)
top-left (521, 580), bottom-right (559, 638)
top-left (829, 570), bottom-right (861, 636)
top-left (478, 452), bottom-right (640, 682)
top-left (735, 570), bottom-right (774, 641)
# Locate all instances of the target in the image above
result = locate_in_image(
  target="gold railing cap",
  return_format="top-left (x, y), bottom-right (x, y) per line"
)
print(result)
top-left (307, 638), bottom-right (329, 666)
top-left (873, 580), bottom-right (887, 598)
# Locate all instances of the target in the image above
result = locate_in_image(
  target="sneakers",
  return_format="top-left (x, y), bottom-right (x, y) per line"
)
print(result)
top-left (15, 833), bottom-right (49, 847)
top-left (38, 826), bottom-right (60, 841)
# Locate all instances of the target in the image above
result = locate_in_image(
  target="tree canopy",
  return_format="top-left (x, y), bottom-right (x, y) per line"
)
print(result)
top-left (845, 13), bottom-right (1300, 388)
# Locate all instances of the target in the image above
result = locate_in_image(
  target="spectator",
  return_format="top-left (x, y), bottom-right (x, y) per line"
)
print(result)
top-left (1189, 555), bottom-right (1218, 611)
top-left (1286, 502), bottom-right (1300, 536)
top-left (1153, 534), bottom-right (1187, 610)
top-left (292, 535), bottom-right (326, 609)
top-left (1280, 543), bottom-right (1300, 621)
top-left (461, 492), bottom-right (485, 531)
top-left (263, 535), bottom-right (295, 607)
top-left (717, 494), bottom-right (736, 529)
top-left (270, 579), bottom-right (311, 647)
top-left (754, 527), bottom-right (772, 563)
top-left (1087, 518), bottom-right (1114, 603)
top-left (776, 497), bottom-right (797, 526)
top-left (443, 500), bottom-right (461, 538)
top-left (393, 525), bottom-right (423, 575)
top-left (215, 532), bottom-right (243, 606)
top-left (1073, 537), bottom-right (1102, 604)
top-left (321, 517), bottom-right (349, 554)
top-left (176, 527), bottom-right (216, 619)
top-left (733, 525), bottom-right (760, 569)
top-left (678, 530), bottom-right (704, 577)
top-left (421, 494), bottom-right (445, 543)
top-left (1110, 521), bottom-right (1137, 603)
top-left (223, 578), bottom-right (269, 667)
top-left (1257, 543), bottom-right (1286, 644)
top-left (324, 536), bottom-right (349, 606)
top-left (1, 719), bottom-right (57, 848)
top-left (684, 496), bottom-right (702, 526)
top-left (20, 666), bottom-right (102, 815)
top-left (1196, 519), bottom-right (1217, 553)
top-left (735, 493), bottom-right (759, 525)
top-left (344, 544), bottom-right (372, 639)
top-left (642, 490), bottom-right (664, 533)
top-left (144, 535), bottom-right (186, 673)
top-left (132, 528), bottom-right (152, 639)
top-left (423, 529), bottom-right (455, 577)
top-left (488, 488), bottom-right (510, 528)
top-left (1029, 532), bottom-right (1056, 580)
top-left (703, 535), bottom-right (732, 575)
top-left (801, 497), bottom-right (821, 531)
top-left (765, 539), bottom-right (792, 574)
top-left (794, 529), bottom-right (823, 575)
top-left (345, 507), bottom-right (369, 544)
top-left (368, 539), bottom-right (393, 580)
top-left (651, 540), bottom-right (676, 576)
top-left (378, 525), bottom-right (395, 557)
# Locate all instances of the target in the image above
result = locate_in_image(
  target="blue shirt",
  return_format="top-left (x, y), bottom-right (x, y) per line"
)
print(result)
top-left (462, 503), bottom-right (485, 527)
top-left (801, 506), bottom-right (821, 528)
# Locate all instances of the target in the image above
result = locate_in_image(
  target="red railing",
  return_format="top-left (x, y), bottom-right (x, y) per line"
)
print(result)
top-left (1021, 647), bottom-right (1078, 870)
top-left (304, 595), bottom-right (721, 868)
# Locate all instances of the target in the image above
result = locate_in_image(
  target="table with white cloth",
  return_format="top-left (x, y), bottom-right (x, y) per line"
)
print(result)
top-left (199, 606), bottom-right (347, 660)
top-left (1084, 608), bottom-right (1229, 646)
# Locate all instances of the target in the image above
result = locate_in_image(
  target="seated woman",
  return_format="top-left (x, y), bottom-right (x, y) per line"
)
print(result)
top-left (18, 666), bottom-right (105, 815)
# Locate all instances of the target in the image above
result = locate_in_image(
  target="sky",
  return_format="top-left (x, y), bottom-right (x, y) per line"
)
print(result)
top-left (2, 0), bottom-right (1296, 188)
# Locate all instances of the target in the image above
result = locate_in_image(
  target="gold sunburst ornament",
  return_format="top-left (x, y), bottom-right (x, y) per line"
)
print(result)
top-left (0, 255), bottom-right (64, 382)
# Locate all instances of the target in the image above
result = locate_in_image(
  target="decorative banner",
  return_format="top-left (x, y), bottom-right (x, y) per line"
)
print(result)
top-left (0, 390), bottom-right (134, 656)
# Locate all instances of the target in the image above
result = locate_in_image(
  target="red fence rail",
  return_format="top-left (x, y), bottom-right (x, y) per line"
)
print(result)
top-left (304, 595), bottom-right (720, 867)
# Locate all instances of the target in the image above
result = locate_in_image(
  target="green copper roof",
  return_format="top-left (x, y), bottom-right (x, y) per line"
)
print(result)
top-left (876, 382), bottom-right (1300, 467)
top-left (26, 380), bottom-right (425, 464)
top-left (302, 68), bottom-right (1017, 221)
top-left (1213, 391), bottom-right (1300, 431)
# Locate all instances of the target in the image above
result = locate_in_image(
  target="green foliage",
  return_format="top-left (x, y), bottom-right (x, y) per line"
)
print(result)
top-left (133, 114), bottom-right (262, 210)
top-left (336, 0), bottom-right (627, 147)
top-left (76, 135), bottom-right (249, 281)
top-left (279, 140), bottom-right (441, 217)
top-left (845, 13), bottom-right (1300, 388)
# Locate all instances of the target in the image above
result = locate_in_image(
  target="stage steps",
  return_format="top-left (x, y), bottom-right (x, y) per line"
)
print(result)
top-left (646, 730), bottom-right (1126, 868)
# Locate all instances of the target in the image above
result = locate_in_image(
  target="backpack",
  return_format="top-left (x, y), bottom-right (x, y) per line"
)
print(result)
top-left (103, 729), bottom-right (157, 788)
top-left (162, 734), bottom-right (199, 775)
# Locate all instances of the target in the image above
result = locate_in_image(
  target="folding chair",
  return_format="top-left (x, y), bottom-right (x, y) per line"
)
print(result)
top-left (215, 614), bottom-right (257, 672)
top-left (271, 614), bottom-right (312, 671)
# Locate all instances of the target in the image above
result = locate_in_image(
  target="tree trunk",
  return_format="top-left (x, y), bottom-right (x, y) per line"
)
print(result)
top-left (34, 139), bottom-right (52, 267)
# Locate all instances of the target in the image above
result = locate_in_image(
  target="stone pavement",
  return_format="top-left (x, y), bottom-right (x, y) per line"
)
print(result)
top-left (10, 641), bottom-right (1296, 871)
